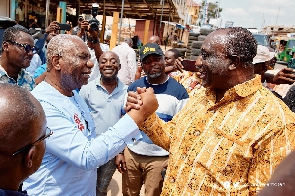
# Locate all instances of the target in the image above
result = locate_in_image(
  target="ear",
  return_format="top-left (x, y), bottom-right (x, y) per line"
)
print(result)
top-left (118, 63), bottom-right (121, 70)
top-left (228, 55), bottom-right (240, 71)
top-left (51, 55), bottom-right (61, 71)
top-left (24, 146), bottom-right (36, 168)
top-left (2, 41), bottom-right (9, 52)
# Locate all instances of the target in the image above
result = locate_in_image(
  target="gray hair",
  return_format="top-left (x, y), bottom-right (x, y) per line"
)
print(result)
top-left (46, 34), bottom-right (85, 68)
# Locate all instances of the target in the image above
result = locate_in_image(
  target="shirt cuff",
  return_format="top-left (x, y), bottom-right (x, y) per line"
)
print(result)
top-left (114, 114), bottom-right (142, 145)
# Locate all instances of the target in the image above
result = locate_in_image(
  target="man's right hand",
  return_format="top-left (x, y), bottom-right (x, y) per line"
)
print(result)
top-left (272, 68), bottom-right (295, 84)
top-left (115, 154), bottom-right (126, 174)
top-left (45, 21), bottom-right (59, 34)
top-left (81, 20), bottom-right (89, 31)
top-left (126, 87), bottom-right (158, 126)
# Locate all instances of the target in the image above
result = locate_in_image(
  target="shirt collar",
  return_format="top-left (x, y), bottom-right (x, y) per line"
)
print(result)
top-left (0, 64), bottom-right (25, 80)
top-left (95, 75), bottom-right (123, 90)
top-left (205, 74), bottom-right (262, 106)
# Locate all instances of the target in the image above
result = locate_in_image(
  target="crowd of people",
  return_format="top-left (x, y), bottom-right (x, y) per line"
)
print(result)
top-left (2, 19), bottom-right (295, 196)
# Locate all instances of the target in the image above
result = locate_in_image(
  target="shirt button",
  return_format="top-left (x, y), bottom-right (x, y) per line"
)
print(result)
top-left (195, 131), bottom-right (200, 136)
top-left (132, 138), bottom-right (136, 142)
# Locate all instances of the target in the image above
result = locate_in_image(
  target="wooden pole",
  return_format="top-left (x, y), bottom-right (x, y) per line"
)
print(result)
top-left (143, 20), bottom-right (150, 45)
top-left (100, 0), bottom-right (106, 43)
top-left (110, 12), bottom-right (119, 50)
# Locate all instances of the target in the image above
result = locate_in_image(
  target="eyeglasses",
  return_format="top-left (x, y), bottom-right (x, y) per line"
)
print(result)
top-left (6, 40), bottom-right (38, 54)
top-left (12, 127), bottom-right (53, 156)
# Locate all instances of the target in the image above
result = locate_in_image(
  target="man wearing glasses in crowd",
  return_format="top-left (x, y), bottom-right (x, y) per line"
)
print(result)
top-left (0, 25), bottom-right (37, 91)
top-left (0, 84), bottom-right (52, 196)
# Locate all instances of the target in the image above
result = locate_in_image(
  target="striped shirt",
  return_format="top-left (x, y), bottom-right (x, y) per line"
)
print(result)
top-left (140, 75), bottom-right (295, 195)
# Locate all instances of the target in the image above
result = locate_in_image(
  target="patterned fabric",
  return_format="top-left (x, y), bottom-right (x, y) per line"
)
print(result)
top-left (0, 65), bottom-right (36, 91)
top-left (140, 75), bottom-right (295, 195)
top-left (169, 70), bottom-right (201, 96)
top-left (112, 42), bottom-right (137, 85)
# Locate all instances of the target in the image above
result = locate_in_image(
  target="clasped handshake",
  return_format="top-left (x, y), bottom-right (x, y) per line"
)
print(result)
top-left (125, 87), bottom-right (158, 126)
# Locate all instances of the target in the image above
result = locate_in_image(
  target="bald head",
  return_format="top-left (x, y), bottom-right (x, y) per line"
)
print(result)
top-left (46, 34), bottom-right (87, 70)
top-left (124, 38), bottom-right (133, 47)
top-left (148, 36), bottom-right (161, 45)
top-left (0, 84), bottom-right (46, 155)
top-left (0, 84), bottom-right (46, 190)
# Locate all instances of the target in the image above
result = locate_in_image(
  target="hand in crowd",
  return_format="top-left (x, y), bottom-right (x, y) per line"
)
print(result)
top-left (115, 154), bottom-right (126, 174)
top-left (272, 67), bottom-right (295, 84)
top-left (81, 20), bottom-right (89, 31)
top-left (165, 57), bottom-right (184, 74)
top-left (45, 21), bottom-right (59, 34)
top-left (174, 57), bottom-right (184, 72)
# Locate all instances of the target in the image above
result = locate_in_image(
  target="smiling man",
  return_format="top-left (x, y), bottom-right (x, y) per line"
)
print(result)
top-left (80, 51), bottom-right (128, 195)
top-left (120, 43), bottom-right (189, 196)
top-left (126, 27), bottom-right (295, 195)
top-left (23, 34), bottom-right (158, 195)
top-left (0, 25), bottom-right (37, 91)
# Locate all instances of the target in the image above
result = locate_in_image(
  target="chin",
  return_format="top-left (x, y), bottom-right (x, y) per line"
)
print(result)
top-left (148, 72), bottom-right (162, 78)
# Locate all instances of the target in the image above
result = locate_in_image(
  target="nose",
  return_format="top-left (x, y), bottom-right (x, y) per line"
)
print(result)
top-left (195, 55), bottom-right (202, 67)
top-left (87, 59), bottom-right (94, 69)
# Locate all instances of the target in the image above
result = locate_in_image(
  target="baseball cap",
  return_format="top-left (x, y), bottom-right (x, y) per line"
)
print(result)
top-left (253, 45), bottom-right (272, 64)
top-left (139, 43), bottom-right (164, 61)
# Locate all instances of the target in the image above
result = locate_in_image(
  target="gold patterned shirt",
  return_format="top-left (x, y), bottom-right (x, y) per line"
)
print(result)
top-left (140, 75), bottom-right (295, 195)
top-left (169, 70), bottom-right (201, 95)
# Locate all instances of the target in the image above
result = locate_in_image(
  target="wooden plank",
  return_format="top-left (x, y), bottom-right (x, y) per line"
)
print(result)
top-left (110, 12), bottom-right (119, 50)
top-left (143, 20), bottom-right (150, 45)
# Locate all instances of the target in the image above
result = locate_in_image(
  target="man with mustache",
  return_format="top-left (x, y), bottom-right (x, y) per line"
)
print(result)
top-left (126, 27), bottom-right (295, 195)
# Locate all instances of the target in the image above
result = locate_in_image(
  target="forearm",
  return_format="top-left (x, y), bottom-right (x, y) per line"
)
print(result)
top-left (47, 113), bottom-right (140, 171)
top-left (139, 113), bottom-right (172, 151)
top-left (93, 42), bottom-right (104, 60)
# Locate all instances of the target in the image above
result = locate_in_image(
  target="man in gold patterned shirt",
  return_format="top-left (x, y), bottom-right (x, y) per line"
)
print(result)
top-left (126, 27), bottom-right (295, 195)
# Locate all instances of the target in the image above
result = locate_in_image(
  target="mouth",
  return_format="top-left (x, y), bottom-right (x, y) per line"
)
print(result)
top-left (103, 69), bottom-right (114, 74)
top-left (81, 72), bottom-right (90, 79)
top-left (196, 68), bottom-right (206, 79)
top-left (150, 67), bottom-right (161, 72)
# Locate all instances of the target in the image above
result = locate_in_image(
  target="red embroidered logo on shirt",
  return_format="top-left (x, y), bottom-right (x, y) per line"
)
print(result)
top-left (74, 113), bottom-right (84, 131)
